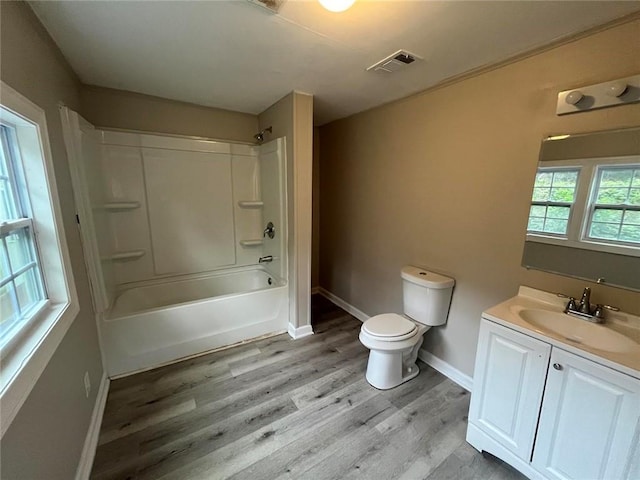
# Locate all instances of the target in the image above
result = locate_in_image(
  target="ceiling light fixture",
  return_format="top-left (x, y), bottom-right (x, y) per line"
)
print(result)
top-left (318, 0), bottom-right (356, 13)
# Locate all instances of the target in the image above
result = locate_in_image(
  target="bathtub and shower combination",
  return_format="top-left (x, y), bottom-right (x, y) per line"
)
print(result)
top-left (102, 267), bottom-right (288, 375)
top-left (63, 107), bottom-right (290, 376)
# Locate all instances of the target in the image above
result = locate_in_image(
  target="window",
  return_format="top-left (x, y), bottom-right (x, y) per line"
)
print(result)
top-left (586, 166), bottom-right (640, 245)
top-left (526, 157), bottom-right (640, 257)
top-left (528, 168), bottom-right (579, 236)
top-left (0, 82), bottom-right (78, 437)
top-left (1, 125), bottom-right (47, 345)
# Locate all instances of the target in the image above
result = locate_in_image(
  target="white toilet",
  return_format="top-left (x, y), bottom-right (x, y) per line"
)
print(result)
top-left (359, 266), bottom-right (455, 390)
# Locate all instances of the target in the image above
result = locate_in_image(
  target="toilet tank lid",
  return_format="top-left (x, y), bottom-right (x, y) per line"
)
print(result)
top-left (401, 266), bottom-right (455, 289)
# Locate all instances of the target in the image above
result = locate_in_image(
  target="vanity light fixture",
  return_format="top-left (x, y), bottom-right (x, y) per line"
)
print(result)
top-left (564, 90), bottom-right (584, 105)
top-left (605, 81), bottom-right (628, 98)
top-left (318, 0), bottom-right (356, 12)
top-left (556, 74), bottom-right (640, 115)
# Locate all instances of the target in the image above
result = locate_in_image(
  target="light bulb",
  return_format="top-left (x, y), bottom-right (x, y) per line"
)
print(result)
top-left (565, 90), bottom-right (584, 106)
top-left (605, 81), bottom-right (627, 98)
top-left (318, 0), bottom-right (356, 12)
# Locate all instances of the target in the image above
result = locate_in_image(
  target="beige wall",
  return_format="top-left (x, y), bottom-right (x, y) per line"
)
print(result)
top-left (81, 85), bottom-right (258, 143)
top-left (259, 92), bottom-right (314, 329)
top-left (319, 19), bottom-right (640, 377)
top-left (0, 2), bottom-right (104, 478)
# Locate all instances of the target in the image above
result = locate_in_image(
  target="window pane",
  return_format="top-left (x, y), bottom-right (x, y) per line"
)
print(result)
top-left (0, 135), bottom-right (18, 221)
top-left (590, 222), bottom-right (620, 240)
top-left (15, 268), bottom-right (42, 314)
top-left (552, 171), bottom-right (578, 187)
top-left (596, 187), bottom-right (629, 204)
top-left (601, 169), bottom-right (633, 187)
top-left (0, 282), bottom-right (18, 332)
top-left (0, 240), bottom-right (10, 281)
top-left (547, 206), bottom-right (570, 220)
top-left (624, 210), bottom-right (640, 226)
top-left (530, 205), bottom-right (546, 218)
top-left (1, 179), bottom-right (15, 221)
top-left (630, 188), bottom-right (640, 206)
top-left (532, 187), bottom-right (550, 202)
top-left (6, 227), bottom-right (35, 272)
top-left (543, 218), bottom-right (568, 234)
top-left (549, 187), bottom-right (575, 202)
top-left (592, 209), bottom-right (623, 223)
top-left (534, 172), bottom-right (552, 187)
top-left (527, 217), bottom-right (544, 231)
top-left (633, 170), bottom-right (640, 188)
top-left (620, 225), bottom-right (640, 243)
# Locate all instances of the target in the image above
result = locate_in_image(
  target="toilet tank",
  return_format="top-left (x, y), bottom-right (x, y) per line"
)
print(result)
top-left (401, 266), bottom-right (455, 326)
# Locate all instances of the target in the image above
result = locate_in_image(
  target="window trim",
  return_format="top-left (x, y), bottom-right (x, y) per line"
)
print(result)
top-left (0, 82), bottom-right (79, 437)
top-left (526, 156), bottom-right (640, 258)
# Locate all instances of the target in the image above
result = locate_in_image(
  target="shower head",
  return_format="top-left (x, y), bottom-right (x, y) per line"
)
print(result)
top-left (254, 126), bottom-right (273, 144)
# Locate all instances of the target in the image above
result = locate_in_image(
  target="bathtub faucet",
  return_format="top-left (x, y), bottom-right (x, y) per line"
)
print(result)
top-left (259, 255), bottom-right (273, 263)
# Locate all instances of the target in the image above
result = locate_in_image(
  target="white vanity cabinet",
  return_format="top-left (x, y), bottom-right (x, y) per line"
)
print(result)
top-left (468, 320), bottom-right (551, 461)
top-left (532, 348), bottom-right (640, 480)
top-left (467, 318), bottom-right (640, 480)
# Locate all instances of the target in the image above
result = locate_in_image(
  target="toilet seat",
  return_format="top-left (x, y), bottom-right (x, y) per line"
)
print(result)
top-left (362, 314), bottom-right (418, 342)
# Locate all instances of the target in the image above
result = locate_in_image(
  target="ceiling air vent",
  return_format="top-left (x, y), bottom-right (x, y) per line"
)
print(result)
top-left (367, 50), bottom-right (422, 73)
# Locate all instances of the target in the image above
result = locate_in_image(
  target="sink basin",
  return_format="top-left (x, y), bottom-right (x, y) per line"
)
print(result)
top-left (513, 308), bottom-right (639, 353)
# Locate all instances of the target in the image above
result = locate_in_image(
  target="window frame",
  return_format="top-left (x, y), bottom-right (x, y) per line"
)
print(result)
top-left (527, 166), bottom-right (581, 238)
top-left (526, 155), bottom-right (640, 258)
top-left (0, 82), bottom-right (79, 437)
top-left (583, 164), bottom-right (640, 248)
top-left (1, 123), bottom-right (49, 350)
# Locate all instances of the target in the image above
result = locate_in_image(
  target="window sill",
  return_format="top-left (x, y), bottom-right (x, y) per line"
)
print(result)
top-left (0, 299), bottom-right (79, 437)
top-left (526, 233), bottom-right (640, 258)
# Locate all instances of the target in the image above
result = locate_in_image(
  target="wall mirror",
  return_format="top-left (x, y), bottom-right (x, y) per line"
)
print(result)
top-left (522, 126), bottom-right (640, 292)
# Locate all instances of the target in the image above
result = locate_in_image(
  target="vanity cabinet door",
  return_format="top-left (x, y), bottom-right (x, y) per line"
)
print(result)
top-left (532, 348), bottom-right (640, 480)
top-left (469, 319), bottom-right (551, 461)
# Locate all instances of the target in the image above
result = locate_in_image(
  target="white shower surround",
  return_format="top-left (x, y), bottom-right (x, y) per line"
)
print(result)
top-left (102, 267), bottom-right (288, 376)
top-left (62, 108), bottom-right (291, 377)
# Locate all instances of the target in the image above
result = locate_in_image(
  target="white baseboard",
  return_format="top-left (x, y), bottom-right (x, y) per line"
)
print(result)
top-left (317, 287), bottom-right (369, 323)
top-left (417, 350), bottom-right (473, 392)
top-left (75, 372), bottom-right (109, 480)
top-left (318, 287), bottom-right (474, 392)
top-left (288, 323), bottom-right (314, 339)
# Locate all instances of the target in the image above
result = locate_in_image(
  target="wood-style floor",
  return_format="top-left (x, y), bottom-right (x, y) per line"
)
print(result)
top-left (91, 295), bottom-right (526, 480)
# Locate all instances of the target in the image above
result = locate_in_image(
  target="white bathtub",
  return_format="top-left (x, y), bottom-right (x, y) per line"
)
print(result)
top-left (100, 267), bottom-right (288, 376)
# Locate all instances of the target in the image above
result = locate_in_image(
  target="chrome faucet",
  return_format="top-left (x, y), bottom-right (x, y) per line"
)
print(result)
top-left (559, 287), bottom-right (619, 323)
top-left (258, 255), bottom-right (273, 263)
top-left (578, 287), bottom-right (592, 314)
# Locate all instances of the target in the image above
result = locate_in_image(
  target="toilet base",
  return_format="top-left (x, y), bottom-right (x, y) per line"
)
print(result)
top-left (364, 349), bottom-right (421, 390)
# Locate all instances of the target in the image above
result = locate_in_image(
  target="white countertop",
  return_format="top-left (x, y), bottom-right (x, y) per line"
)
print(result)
top-left (482, 286), bottom-right (640, 379)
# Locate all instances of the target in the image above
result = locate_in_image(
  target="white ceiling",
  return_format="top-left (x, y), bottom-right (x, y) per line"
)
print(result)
top-left (29, 0), bottom-right (640, 125)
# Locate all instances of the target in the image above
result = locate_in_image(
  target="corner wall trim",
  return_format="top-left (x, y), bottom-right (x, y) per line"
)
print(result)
top-left (417, 350), bottom-right (473, 392)
top-left (318, 286), bottom-right (474, 392)
top-left (310, 286), bottom-right (320, 295)
top-left (75, 372), bottom-right (109, 480)
top-left (317, 287), bottom-right (369, 323)
top-left (287, 323), bottom-right (314, 339)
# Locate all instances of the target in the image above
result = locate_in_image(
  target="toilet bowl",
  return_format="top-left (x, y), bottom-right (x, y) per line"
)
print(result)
top-left (359, 267), bottom-right (454, 390)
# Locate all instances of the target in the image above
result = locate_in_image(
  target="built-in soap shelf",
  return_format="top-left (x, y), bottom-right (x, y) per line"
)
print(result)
top-left (108, 250), bottom-right (146, 261)
top-left (102, 201), bottom-right (141, 211)
top-left (237, 200), bottom-right (264, 209)
top-left (239, 239), bottom-right (264, 247)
